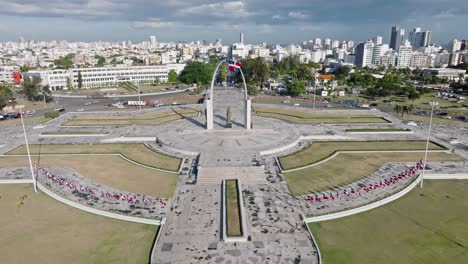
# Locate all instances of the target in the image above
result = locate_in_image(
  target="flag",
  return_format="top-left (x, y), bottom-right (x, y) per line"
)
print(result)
top-left (235, 61), bottom-right (241, 70)
top-left (228, 59), bottom-right (235, 71)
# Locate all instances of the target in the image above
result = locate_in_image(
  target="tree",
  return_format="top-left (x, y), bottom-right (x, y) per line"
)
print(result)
top-left (393, 104), bottom-right (402, 116)
top-left (401, 105), bottom-right (409, 117)
top-left (168, 70), bottom-right (178, 83)
top-left (247, 83), bottom-right (259, 96)
top-left (22, 76), bottom-right (41, 100)
top-left (0, 83), bottom-right (13, 109)
top-left (66, 77), bottom-right (72, 90)
top-left (54, 54), bottom-right (75, 69)
top-left (154, 77), bottom-right (160, 85)
top-left (20, 65), bottom-right (30, 72)
top-left (178, 61), bottom-right (213, 85)
top-left (77, 71), bottom-right (83, 89)
top-left (286, 81), bottom-right (305, 96)
top-left (95, 55), bottom-right (105, 67)
top-left (238, 58), bottom-right (270, 86)
top-left (220, 63), bottom-right (227, 82)
top-left (407, 90), bottom-right (420, 102)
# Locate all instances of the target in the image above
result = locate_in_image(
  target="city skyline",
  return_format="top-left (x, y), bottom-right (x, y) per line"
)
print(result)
top-left (0, 0), bottom-right (466, 44)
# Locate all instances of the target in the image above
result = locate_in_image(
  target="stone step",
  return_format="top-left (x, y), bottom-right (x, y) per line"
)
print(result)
top-left (197, 166), bottom-right (267, 185)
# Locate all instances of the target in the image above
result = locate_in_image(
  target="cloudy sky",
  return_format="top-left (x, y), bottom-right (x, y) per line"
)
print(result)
top-left (0, 0), bottom-right (466, 45)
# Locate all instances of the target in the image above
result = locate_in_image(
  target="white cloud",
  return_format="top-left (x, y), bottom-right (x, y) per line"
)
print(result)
top-left (179, 1), bottom-right (253, 18)
top-left (288, 11), bottom-right (308, 19)
top-left (132, 18), bottom-right (177, 29)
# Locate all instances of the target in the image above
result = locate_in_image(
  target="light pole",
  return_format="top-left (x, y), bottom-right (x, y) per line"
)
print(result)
top-left (15, 105), bottom-right (37, 192)
top-left (420, 101), bottom-right (439, 188)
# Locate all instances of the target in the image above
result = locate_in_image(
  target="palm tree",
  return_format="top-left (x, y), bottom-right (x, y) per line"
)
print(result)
top-left (393, 104), bottom-right (402, 116)
top-left (407, 104), bottom-right (414, 116)
top-left (401, 105), bottom-right (409, 117)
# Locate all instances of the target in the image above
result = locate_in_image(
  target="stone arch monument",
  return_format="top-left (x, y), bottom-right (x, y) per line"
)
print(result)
top-left (205, 60), bottom-right (252, 130)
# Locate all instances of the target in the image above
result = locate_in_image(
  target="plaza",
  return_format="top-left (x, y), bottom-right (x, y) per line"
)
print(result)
top-left (0, 79), bottom-right (467, 263)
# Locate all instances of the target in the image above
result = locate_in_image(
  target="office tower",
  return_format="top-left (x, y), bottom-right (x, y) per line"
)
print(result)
top-left (448, 39), bottom-right (462, 53)
top-left (355, 40), bottom-right (374, 67)
top-left (240, 32), bottom-right (244, 44)
top-left (372, 36), bottom-right (383, 45)
top-left (409, 27), bottom-right (432, 49)
top-left (390, 26), bottom-right (405, 51)
top-left (397, 40), bottom-right (412, 67)
top-left (150, 35), bottom-right (157, 49)
top-left (314, 38), bottom-right (322, 46)
top-left (372, 44), bottom-right (389, 65)
top-left (332, 40), bottom-right (340, 49)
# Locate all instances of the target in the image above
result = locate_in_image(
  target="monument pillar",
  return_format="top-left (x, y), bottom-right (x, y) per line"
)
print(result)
top-left (245, 99), bottom-right (251, 130)
top-left (206, 99), bottom-right (213, 129)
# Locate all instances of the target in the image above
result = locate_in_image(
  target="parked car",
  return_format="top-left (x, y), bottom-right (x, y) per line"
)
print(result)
top-left (54, 108), bottom-right (65, 112)
top-left (0, 115), bottom-right (5, 121)
top-left (5, 113), bottom-right (17, 119)
top-left (25, 110), bottom-right (35, 116)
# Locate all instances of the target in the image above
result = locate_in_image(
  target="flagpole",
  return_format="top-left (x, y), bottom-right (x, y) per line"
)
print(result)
top-left (420, 101), bottom-right (438, 189)
top-left (16, 105), bottom-right (37, 192)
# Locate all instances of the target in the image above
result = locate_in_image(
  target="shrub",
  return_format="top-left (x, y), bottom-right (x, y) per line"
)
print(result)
top-left (44, 111), bottom-right (59, 119)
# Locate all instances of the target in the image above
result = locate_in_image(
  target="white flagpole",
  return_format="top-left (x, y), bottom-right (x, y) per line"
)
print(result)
top-left (17, 105), bottom-right (37, 192)
top-left (420, 101), bottom-right (438, 188)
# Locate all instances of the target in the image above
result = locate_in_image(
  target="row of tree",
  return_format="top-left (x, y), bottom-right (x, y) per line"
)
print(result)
top-left (393, 104), bottom-right (414, 117)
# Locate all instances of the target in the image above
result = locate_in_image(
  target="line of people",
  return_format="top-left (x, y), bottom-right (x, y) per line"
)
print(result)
top-left (34, 163), bottom-right (167, 207)
top-left (304, 160), bottom-right (424, 203)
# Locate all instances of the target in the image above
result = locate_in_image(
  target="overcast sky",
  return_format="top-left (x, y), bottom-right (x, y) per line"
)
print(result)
top-left (0, 0), bottom-right (466, 45)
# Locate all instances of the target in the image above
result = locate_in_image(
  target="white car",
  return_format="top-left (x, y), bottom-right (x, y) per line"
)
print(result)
top-left (406, 121), bottom-right (418, 126)
top-left (293, 103), bottom-right (300, 106)
top-left (76, 109), bottom-right (84, 112)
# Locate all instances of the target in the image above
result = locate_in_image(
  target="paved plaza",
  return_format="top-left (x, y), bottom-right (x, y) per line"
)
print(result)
top-left (0, 85), bottom-right (467, 264)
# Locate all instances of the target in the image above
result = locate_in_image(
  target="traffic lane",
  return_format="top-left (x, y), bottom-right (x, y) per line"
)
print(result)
top-left (56, 91), bottom-right (192, 112)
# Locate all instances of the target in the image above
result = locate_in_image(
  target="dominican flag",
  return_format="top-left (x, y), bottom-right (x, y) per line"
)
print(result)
top-left (228, 59), bottom-right (241, 71)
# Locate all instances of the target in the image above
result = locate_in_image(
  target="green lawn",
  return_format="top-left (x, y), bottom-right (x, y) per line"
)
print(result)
top-left (284, 152), bottom-right (462, 196)
top-left (0, 184), bottom-right (158, 264)
top-left (279, 140), bottom-right (446, 171)
top-left (0, 155), bottom-right (177, 197)
top-left (309, 180), bottom-right (468, 264)
top-left (63, 107), bottom-right (200, 126)
top-left (0, 116), bottom-right (52, 127)
top-left (225, 179), bottom-right (242, 237)
top-left (7, 143), bottom-right (181, 172)
top-left (346, 128), bottom-right (411, 132)
top-left (254, 107), bottom-right (389, 124)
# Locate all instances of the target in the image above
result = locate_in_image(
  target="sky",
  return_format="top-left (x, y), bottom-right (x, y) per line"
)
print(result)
top-left (0, 0), bottom-right (467, 45)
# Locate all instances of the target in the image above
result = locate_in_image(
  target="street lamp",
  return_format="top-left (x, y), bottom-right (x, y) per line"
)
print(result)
top-left (15, 105), bottom-right (37, 192)
top-left (420, 101), bottom-right (439, 188)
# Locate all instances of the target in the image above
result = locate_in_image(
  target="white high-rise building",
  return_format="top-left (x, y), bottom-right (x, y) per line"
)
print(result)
top-left (372, 36), bottom-right (383, 45)
top-left (355, 40), bottom-right (374, 67)
top-left (150, 35), bottom-right (157, 49)
top-left (372, 44), bottom-right (389, 65)
top-left (314, 38), bottom-right (322, 46)
top-left (332, 40), bottom-right (340, 49)
top-left (448, 39), bottom-right (462, 53)
top-left (397, 40), bottom-right (412, 67)
top-left (240, 32), bottom-right (244, 44)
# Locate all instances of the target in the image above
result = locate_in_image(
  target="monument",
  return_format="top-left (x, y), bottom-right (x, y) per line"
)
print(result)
top-left (205, 60), bottom-right (252, 130)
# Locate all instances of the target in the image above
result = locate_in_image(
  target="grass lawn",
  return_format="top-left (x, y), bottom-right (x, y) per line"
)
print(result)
top-left (279, 140), bottom-right (446, 171)
top-left (0, 155), bottom-right (177, 197)
top-left (63, 107), bottom-right (199, 126)
top-left (346, 128), bottom-right (411, 132)
top-left (0, 184), bottom-right (158, 264)
top-left (284, 152), bottom-right (463, 196)
top-left (7, 143), bottom-right (181, 172)
top-left (400, 114), bottom-right (465, 126)
top-left (308, 180), bottom-right (468, 264)
top-left (254, 107), bottom-right (388, 124)
top-left (42, 131), bottom-right (110, 135)
top-left (225, 180), bottom-right (242, 237)
top-left (0, 116), bottom-right (52, 127)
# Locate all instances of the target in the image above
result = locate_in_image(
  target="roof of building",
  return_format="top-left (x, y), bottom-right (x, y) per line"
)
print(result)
top-left (318, 74), bottom-right (334, 80)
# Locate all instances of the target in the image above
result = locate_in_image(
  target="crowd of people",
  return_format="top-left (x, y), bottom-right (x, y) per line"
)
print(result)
top-left (304, 160), bottom-right (424, 203)
top-left (34, 163), bottom-right (167, 207)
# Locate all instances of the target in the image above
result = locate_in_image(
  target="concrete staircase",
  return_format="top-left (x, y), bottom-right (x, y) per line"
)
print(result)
top-left (197, 166), bottom-right (267, 185)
